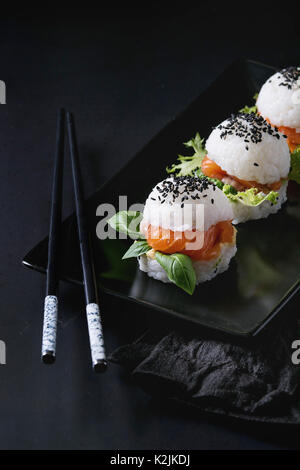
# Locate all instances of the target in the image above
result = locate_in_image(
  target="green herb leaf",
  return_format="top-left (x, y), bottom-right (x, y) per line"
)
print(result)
top-left (155, 251), bottom-right (196, 295)
top-left (239, 104), bottom-right (257, 114)
top-left (166, 133), bottom-right (206, 176)
top-left (289, 145), bottom-right (300, 184)
top-left (108, 211), bottom-right (144, 239)
top-left (122, 240), bottom-right (151, 259)
top-left (225, 187), bottom-right (279, 206)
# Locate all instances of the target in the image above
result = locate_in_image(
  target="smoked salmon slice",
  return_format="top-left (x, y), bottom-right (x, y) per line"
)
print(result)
top-left (145, 221), bottom-right (234, 261)
top-left (201, 155), bottom-right (282, 193)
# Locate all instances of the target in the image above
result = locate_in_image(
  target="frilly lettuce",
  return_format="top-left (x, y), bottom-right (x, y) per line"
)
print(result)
top-left (166, 133), bottom-right (223, 188)
top-left (223, 186), bottom-right (279, 206)
top-left (289, 145), bottom-right (300, 185)
top-left (239, 104), bottom-right (257, 114)
top-left (166, 133), bottom-right (206, 176)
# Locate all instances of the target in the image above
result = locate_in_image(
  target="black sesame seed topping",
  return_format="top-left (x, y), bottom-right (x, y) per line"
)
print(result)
top-left (278, 66), bottom-right (300, 90)
top-left (217, 112), bottom-right (283, 147)
top-left (151, 175), bottom-right (216, 207)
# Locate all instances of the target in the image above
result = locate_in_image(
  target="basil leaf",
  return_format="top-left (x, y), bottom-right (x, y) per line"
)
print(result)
top-left (155, 252), bottom-right (196, 295)
top-left (108, 211), bottom-right (144, 239)
top-left (122, 240), bottom-right (151, 259)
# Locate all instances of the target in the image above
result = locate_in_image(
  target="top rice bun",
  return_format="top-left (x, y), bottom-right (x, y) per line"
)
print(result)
top-left (205, 113), bottom-right (290, 185)
top-left (257, 67), bottom-right (300, 130)
top-left (141, 176), bottom-right (234, 233)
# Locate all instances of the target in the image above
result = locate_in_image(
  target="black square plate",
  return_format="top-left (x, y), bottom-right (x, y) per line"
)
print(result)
top-left (23, 59), bottom-right (300, 336)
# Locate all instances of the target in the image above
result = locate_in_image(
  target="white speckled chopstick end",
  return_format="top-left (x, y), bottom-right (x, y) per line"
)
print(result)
top-left (42, 295), bottom-right (58, 363)
top-left (86, 303), bottom-right (106, 371)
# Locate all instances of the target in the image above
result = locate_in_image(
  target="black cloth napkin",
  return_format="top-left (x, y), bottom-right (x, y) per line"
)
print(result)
top-left (110, 314), bottom-right (300, 425)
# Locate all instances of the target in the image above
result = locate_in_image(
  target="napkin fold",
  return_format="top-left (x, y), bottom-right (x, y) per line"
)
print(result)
top-left (110, 315), bottom-right (300, 424)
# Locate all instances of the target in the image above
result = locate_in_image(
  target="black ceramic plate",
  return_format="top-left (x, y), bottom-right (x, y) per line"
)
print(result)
top-left (23, 59), bottom-right (300, 336)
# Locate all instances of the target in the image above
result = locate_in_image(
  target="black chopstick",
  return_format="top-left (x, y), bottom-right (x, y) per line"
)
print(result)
top-left (66, 111), bottom-right (107, 373)
top-left (42, 108), bottom-right (65, 364)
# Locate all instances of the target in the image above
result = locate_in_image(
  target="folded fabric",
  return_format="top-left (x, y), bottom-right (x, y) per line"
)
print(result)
top-left (110, 316), bottom-right (300, 424)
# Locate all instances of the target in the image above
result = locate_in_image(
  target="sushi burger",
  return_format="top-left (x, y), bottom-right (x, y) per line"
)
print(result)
top-left (138, 175), bottom-right (237, 291)
top-left (201, 113), bottom-right (290, 224)
top-left (256, 66), bottom-right (300, 152)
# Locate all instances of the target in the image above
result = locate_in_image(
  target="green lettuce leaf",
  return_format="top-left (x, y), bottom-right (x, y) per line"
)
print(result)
top-left (166, 133), bottom-right (206, 176)
top-left (224, 186), bottom-right (279, 206)
top-left (239, 104), bottom-right (257, 114)
top-left (289, 145), bottom-right (300, 184)
top-left (155, 251), bottom-right (196, 295)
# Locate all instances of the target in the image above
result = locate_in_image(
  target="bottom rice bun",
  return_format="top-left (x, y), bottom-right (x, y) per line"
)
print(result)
top-left (256, 66), bottom-right (300, 152)
top-left (138, 241), bottom-right (237, 285)
top-left (203, 113), bottom-right (290, 224)
top-left (139, 176), bottom-right (237, 285)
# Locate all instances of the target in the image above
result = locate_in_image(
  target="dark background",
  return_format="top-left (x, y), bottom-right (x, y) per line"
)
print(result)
top-left (1, 6), bottom-right (300, 450)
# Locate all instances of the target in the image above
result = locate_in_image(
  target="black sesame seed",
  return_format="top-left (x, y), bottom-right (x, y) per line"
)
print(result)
top-left (278, 66), bottom-right (300, 89)
top-left (217, 112), bottom-right (284, 145)
top-left (152, 175), bottom-right (218, 209)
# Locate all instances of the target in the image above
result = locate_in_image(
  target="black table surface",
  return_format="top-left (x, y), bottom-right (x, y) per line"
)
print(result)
top-left (1, 8), bottom-right (300, 450)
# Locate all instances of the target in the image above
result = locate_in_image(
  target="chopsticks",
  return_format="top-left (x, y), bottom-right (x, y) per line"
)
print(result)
top-left (42, 108), bottom-right (65, 364)
top-left (67, 112), bottom-right (107, 372)
top-left (42, 109), bottom-right (107, 372)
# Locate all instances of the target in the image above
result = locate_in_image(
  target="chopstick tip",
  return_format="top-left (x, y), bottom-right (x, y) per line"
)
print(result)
top-left (42, 351), bottom-right (56, 365)
top-left (93, 359), bottom-right (107, 373)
